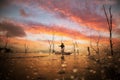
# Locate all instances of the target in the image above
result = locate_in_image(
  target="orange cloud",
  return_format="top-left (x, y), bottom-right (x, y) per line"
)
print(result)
top-left (24, 22), bottom-right (119, 44)
top-left (25, 24), bottom-right (89, 41)
top-left (12, 0), bottom-right (117, 32)
top-left (34, 0), bottom-right (116, 32)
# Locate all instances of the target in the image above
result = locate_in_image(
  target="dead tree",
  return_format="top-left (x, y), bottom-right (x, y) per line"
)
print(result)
top-left (89, 32), bottom-right (101, 62)
top-left (90, 32), bottom-right (101, 55)
top-left (103, 5), bottom-right (113, 55)
top-left (75, 42), bottom-right (79, 54)
top-left (73, 41), bottom-right (79, 55)
top-left (0, 34), bottom-right (3, 48)
top-left (4, 34), bottom-right (9, 49)
top-left (48, 40), bottom-right (52, 55)
top-left (24, 42), bottom-right (29, 53)
top-left (73, 42), bottom-right (76, 53)
top-left (52, 33), bottom-right (55, 53)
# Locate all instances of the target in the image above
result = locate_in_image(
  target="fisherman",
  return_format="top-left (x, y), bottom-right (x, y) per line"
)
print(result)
top-left (59, 43), bottom-right (65, 60)
top-left (60, 43), bottom-right (65, 54)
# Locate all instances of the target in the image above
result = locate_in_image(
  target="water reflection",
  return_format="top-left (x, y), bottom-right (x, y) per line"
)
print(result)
top-left (56, 54), bottom-right (80, 80)
top-left (57, 55), bottom-right (66, 80)
top-left (0, 53), bottom-right (89, 80)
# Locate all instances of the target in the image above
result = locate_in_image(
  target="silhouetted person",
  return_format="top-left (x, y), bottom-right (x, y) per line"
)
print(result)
top-left (60, 43), bottom-right (65, 54)
top-left (59, 43), bottom-right (65, 60)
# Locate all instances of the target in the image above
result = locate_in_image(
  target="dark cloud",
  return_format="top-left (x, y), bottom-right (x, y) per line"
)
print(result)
top-left (20, 9), bottom-right (29, 17)
top-left (115, 0), bottom-right (120, 6)
top-left (0, 21), bottom-right (26, 37)
top-left (113, 0), bottom-right (120, 12)
top-left (0, 0), bottom-right (10, 8)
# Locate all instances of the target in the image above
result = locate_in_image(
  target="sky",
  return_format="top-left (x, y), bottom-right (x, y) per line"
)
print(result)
top-left (0, 0), bottom-right (120, 52)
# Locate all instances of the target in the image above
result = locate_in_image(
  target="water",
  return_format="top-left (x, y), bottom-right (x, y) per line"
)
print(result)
top-left (0, 53), bottom-right (119, 80)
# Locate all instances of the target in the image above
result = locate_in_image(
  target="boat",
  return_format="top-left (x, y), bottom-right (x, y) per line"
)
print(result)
top-left (55, 51), bottom-right (72, 55)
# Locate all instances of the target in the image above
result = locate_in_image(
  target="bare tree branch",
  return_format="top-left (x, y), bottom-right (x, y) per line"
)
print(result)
top-left (103, 5), bottom-right (113, 55)
top-left (90, 32), bottom-right (101, 55)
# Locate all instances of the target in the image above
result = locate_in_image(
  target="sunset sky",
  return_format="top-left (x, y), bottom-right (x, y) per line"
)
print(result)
top-left (0, 0), bottom-right (120, 52)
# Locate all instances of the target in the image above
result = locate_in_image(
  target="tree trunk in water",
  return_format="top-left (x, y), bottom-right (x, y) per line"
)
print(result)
top-left (109, 6), bottom-right (113, 55)
top-left (110, 31), bottom-right (113, 55)
top-left (87, 47), bottom-right (90, 56)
